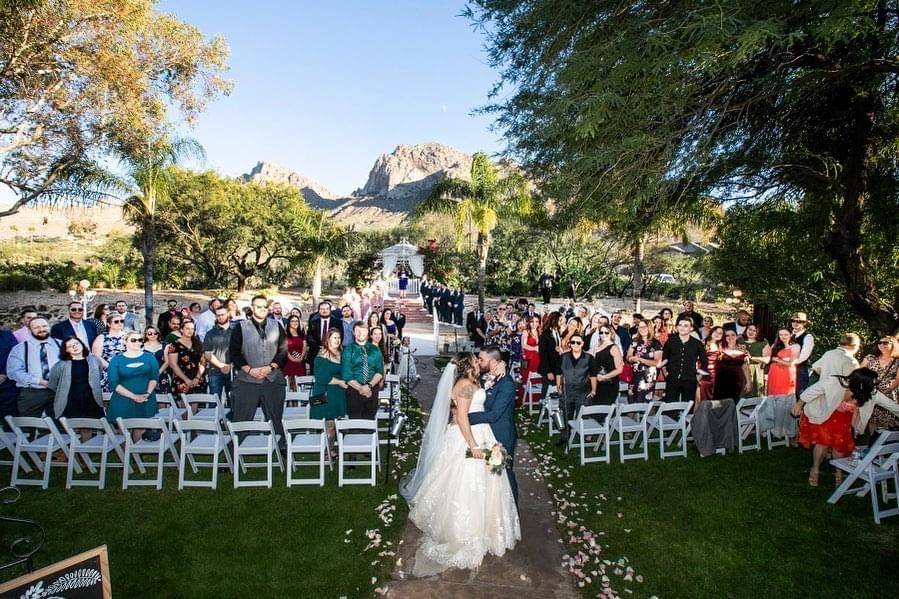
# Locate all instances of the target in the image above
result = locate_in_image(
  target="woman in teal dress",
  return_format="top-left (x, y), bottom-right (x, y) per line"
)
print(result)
top-left (312, 328), bottom-right (348, 448)
top-left (106, 333), bottom-right (159, 440)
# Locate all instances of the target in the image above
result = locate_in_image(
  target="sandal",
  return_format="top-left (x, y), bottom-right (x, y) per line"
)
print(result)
top-left (834, 470), bottom-right (844, 487)
top-left (808, 468), bottom-right (819, 487)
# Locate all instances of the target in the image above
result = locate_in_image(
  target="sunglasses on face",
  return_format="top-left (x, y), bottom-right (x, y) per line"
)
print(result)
top-left (253, 304), bottom-right (268, 310)
top-left (570, 341), bottom-right (583, 345)
top-left (70, 308), bottom-right (84, 312)
top-left (878, 340), bottom-right (893, 346)
top-left (110, 319), bottom-right (123, 324)
top-left (146, 331), bottom-right (158, 336)
top-left (127, 337), bottom-right (144, 343)
top-left (598, 331), bottom-right (610, 336)
top-left (790, 319), bottom-right (804, 324)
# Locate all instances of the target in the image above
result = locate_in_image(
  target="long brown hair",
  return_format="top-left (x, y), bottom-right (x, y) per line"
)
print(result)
top-left (320, 328), bottom-right (343, 360)
top-left (452, 352), bottom-right (479, 385)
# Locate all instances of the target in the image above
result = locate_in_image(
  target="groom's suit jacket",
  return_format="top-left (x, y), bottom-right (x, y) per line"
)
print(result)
top-left (468, 374), bottom-right (517, 454)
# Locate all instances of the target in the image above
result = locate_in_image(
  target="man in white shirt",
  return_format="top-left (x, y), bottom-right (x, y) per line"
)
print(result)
top-left (194, 297), bottom-right (222, 341)
top-left (6, 318), bottom-right (61, 417)
top-left (812, 333), bottom-right (860, 381)
top-left (790, 312), bottom-right (815, 399)
top-left (49, 301), bottom-right (98, 347)
top-left (113, 300), bottom-right (138, 331)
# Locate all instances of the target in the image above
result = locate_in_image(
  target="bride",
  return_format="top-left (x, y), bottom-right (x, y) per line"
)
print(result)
top-left (400, 353), bottom-right (520, 576)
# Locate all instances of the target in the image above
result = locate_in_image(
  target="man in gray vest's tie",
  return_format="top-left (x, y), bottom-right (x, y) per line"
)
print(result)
top-left (229, 295), bottom-right (288, 443)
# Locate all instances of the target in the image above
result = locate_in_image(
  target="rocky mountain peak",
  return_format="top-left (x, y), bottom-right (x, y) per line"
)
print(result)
top-left (354, 142), bottom-right (474, 199)
top-left (241, 160), bottom-right (337, 208)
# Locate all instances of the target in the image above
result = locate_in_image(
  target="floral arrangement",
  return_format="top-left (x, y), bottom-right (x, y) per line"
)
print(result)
top-left (465, 442), bottom-right (510, 475)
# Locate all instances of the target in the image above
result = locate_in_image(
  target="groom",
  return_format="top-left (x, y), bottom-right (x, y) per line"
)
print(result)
top-left (470, 345), bottom-right (519, 506)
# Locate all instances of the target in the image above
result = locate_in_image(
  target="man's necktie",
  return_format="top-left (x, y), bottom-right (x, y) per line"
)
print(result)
top-left (361, 345), bottom-right (369, 382)
top-left (39, 342), bottom-right (49, 380)
top-left (322, 319), bottom-right (328, 339)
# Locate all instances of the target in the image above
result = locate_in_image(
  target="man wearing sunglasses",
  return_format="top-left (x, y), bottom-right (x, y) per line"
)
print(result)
top-left (50, 301), bottom-right (98, 348)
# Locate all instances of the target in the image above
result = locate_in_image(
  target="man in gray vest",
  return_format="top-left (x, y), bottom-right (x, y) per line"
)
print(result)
top-left (228, 295), bottom-right (288, 443)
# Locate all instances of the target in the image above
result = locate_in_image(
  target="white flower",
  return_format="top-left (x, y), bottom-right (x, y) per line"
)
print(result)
top-left (489, 453), bottom-right (503, 466)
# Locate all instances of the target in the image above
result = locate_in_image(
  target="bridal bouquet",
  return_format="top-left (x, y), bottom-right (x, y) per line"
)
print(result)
top-left (465, 442), bottom-right (510, 475)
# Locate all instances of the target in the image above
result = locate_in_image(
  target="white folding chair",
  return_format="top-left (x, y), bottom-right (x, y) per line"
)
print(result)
top-left (226, 420), bottom-right (284, 488)
top-left (5, 416), bottom-right (77, 488)
top-left (736, 397), bottom-right (766, 453)
top-left (59, 417), bottom-right (126, 489)
top-left (291, 375), bottom-right (315, 394)
top-left (183, 393), bottom-right (224, 422)
top-left (566, 404), bottom-right (616, 465)
top-left (537, 389), bottom-right (560, 435)
top-left (523, 372), bottom-right (543, 415)
top-left (283, 418), bottom-right (331, 486)
top-left (613, 403), bottom-right (652, 462)
top-left (646, 401), bottom-right (693, 458)
top-left (829, 432), bottom-right (899, 524)
top-left (285, 390), bottom-right (309, 407)
top-left (155, 393), bottom-right (187, 424)
top-left (618, 381), bottom-right (630, 402)
top-left (174, 419), bottom-right (233, 490)
top-left (335, 419), bottom-right (378, 486)
top-left (653, 380), bottom-right (666, 400)
top-left (0, 430), bottom-right (31, 473)
top-left (385, 373), bottom-right (401, 401)
top-left (117, 417), bottom-right (177, 490)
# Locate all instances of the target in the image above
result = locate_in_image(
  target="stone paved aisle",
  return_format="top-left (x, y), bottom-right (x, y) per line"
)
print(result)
top-left (385, 357), bottom-right (578, 598)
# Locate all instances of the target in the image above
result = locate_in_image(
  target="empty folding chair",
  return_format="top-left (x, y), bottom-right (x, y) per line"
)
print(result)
top-left (285, 390), bottom-right (308, 407)
top-left (59, 417), bottom-right (126, 489)
top-left (566, 404), bottom-right (616, 465)
top-left (0, 429), bottom-right (30, 473)
top-left (183, 393), bottom-right (224, 422)
top-left (226, 420), bottom-right (283, 488)
top-left (155, 393), bottom-right (187, 424)
top-left (736, 397), bottom-right (766, 453)
top-left (829, 431), bottom-right (899, 524)
top-left (613, 403), bottom-right (652, 462)
top-left (293, 375), bottom-right (315, 394)
top-left (618, 381), bottom-right (630, 402)
top-left (335, 419), bottom-right (378, 486)
top-left (646, 401), bottom-right (692, 458)
top-left (174, 419), bottom-right (232, 490)
top-left (523, 372), bottom-right (543, 415)
top-left (5, 416), bottom-right (76, 488)
top-left (117, 418), bottom-right (178, 490)
top-left (537, 390), bottom-right (561, 435)
top-left (283, 418), bottom-right (331, 486)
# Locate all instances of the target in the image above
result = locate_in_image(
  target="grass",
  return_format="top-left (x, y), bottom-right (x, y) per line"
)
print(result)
top-left (520, 413), bottom-right (899, 598)
top-left (0, 396), bottom-right (422, 597)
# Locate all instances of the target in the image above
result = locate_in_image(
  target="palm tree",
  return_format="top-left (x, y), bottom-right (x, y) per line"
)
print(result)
top-left (299, 210), bottom-right (354, 302)
top-left (415, 152), bottom-right (533, 311)
top-left (121, 138), bottom-right (205, 327)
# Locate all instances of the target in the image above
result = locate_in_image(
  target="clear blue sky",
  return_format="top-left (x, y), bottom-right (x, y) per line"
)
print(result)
top-left (161, 0), bottom-right (504, 196)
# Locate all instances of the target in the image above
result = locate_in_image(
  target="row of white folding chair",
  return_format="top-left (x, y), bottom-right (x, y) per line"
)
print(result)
top-left (829, 431), bottom-right (899, 524)
top-left (5, 416), bottom-right (80, 489)
top-left (524, 372), bottom-right (543, 415)
top-left (735, 396), bottom-right (767, 453)
top-left (335, 419), bottom-right (379, 486)
top-left (646, 401), bottom-right (693, 459)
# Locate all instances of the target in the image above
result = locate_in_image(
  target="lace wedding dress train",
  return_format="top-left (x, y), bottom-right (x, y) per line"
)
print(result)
top-left (408, 388), bottom-right (521, 576)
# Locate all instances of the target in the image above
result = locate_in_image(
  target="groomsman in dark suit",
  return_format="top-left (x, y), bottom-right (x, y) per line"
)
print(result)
top-left (50, 301), bottom-right (99, 348)
top-left (454, 289), bottom-right (465, 326)
top-left (306, 300), bottom-right (342, 373)
top-left (466, 308), bottom-right (488, 348)
top-left (420, 277), bottom-right (431, 313)
top-left (394, 305), bottom-right (407, 340)
top-left (441, 285), bottom-right (452, 324)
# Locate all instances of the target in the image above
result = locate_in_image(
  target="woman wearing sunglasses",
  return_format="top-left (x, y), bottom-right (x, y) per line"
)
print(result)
top-left (592, 326), bottom-right (624, 404)
top-left (92, 312), bottom-right (127, 392)
top-left (106, 333), bottom-right (159, 441)
top-left (860, 335), bottom-right (899, 431)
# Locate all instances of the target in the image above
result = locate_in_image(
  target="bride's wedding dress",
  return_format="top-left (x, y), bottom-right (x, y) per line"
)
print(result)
top-left (408, 387), bottom-right (521, 576)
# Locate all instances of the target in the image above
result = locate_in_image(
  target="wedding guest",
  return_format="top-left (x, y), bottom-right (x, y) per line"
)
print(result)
top-left (370, 325), bottom-right (390, 374)
top-left (307, 301), bottom-right (342, 372)
top-left (560, 317), bottom-right (582, 352)
top-left (659, 308), bottom-right (675, 343)
top-left (538, 271), bottom-right (554, 304)
top-left (6, 318), bottom-right (61, 418)
top-left (0, 328), bottom-right (19, 424)
top-left (651, 315), bottom-right (668, 346)
top-left (48, 337), bottom-right (104, 425)
top-left (92, 313), bottom-right (126, 392)
top-left (813, 333), bottom-right (860, 382)
top-left (860, 335), bottom-right (899, 431)
top-left (723, 309), bottom-right (752, 337)
top-left (467, 307), bottom-right (488, 348)
top-left (699, 315), bottom-right (714, 342)
top-left (676, 300), bottom-right (704, 331)
top-left (339, 304), bottom-right (355, 348)
top-left (519, 316), bottom-right (541, 392)
top-left (268, 301), bottom-right (287, 328)
top-left (662, 318), bottom-right (708, 403)
top-left (13, 308), bottom-right (37, 343)
top-left (627, 320), bottom-right (663, 402)
top-left (714, 330), bottom-right (750, 400)
top-left (90, 304), bottom-right (110, 336)
top-left (167, 319), bottom-right (206, 406)
top-left (106, 332), bottom-right (159, 441)
top-left (229, 295), bottom-right (288, 442)
top-left (397, 336), bottom-right (419, 383)
top-left (584, 312), bottom-right (604, 355)
top-left (538, 312), bottom-right (563, 399)
top-left (555, 333), bottom-right (596, 446)
top-left (225, 298), bottom-right (244, 324)
top-left (611, 311), bottom-right (632, 354)
top-left (509, 319), bottom-right (526, 371)
top-left (398, 270), bottom-right (409, 299)
top-left (194, 297), bottom-right (222, 341)
top-left (143, 325), bottom-right (170, 396)
top-left (381, 308), bottom-right (399, 349)
top-left (766, 329), bottom-right (799, 396)
top-left (395, 303), bottom-right (407, 340)
top-left (283, 314), bottom-right (308, 391)
top-left (113, 300), bottom-right (138, 331)
top-left (790, 312), bottom-right (815, 399)
top-left (592, 326), bottom-right (624, 404)
top-left (312, 328), bottom-right (348, 448)
top-left (740, 324), bottom-right (770, 397)
top-left (793, 368), bottom-right (878, 486)
top-left (202, 307), bottom-right (232, 401)
top-left (51, 301), bottom-right (98, 348)
top-left (157, 298), bottom-right (179, 333)
top-left (698, 326), bottom-right (724, 402)
top-left (342, 321), bottom-right (384, 420)
top-left (162, 314), bottom-right (182, 344)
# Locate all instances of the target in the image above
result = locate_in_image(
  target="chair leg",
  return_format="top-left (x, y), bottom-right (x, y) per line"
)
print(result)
top-left (211, 450), bottom-right (219, 490)
top-left (99, 450), bottom-right (108, 490)
top-left (42, 449), bottom-right (52, 489)
top-left (156, 445), bottom-right (164, 490)
top-left (122, 448), bottom-right (130, 489)
top-left (66, 448), bottom-right (76, 489)
top-left (178, 449), bottom-right (186, 491)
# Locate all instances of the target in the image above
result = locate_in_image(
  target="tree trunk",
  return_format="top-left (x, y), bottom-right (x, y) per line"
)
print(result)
top-left (476, 232), bottom-right (488, 312)
top-left (631, 235), bottom-right (645, 314)
top-left (140, 218), bottom-right (156, 328)
top-left (312, 256), bottom-right (324, 302)
top-left (236, 273), bottom-right (248, 293)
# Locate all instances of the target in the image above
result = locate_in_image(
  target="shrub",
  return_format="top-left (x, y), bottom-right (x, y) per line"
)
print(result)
top-left (0, 272), bottom-right (46, 291)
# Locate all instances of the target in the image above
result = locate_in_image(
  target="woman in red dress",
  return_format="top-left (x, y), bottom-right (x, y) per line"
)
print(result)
top-left (698, 326), bottom-right (724, 402)
top-left (518, 316), bottom-right (542, 403)
top-left (713, 330), bottom-right (750, 400)
top-left (766, 328), bottom-right (800, 396)
top-left (283, 314), bottom-right (308, 391)
top-left (793, 368), bottom-right (878, 486)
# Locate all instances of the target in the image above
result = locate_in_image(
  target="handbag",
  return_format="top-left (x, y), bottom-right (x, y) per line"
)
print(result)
top-left (620, 363), bottom-right (634, 384)
top-left (310, 391), bottom-right (328, 407)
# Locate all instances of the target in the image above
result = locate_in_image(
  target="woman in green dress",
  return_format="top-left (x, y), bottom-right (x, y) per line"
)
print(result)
top-left (740, 323), bottom-right (770, 397)
top-left (312, 328), bottom-right (348, 449)
top-left (106, 333), bottom-right (159, 441)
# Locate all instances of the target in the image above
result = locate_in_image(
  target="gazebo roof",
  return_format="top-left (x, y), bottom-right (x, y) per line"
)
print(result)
top-left (379, 238), bottom-right (420, 258)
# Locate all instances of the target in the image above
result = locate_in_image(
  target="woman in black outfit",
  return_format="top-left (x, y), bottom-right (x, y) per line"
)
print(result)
top-left (538, 311), bottom-right (563, 398)
top-left (592, 325), bottom-right (624, 404)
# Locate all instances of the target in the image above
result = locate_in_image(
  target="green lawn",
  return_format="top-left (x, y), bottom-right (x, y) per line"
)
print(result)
top-left (520, 413), bottom-right (899, 599)
top-left (0, 399), bottom-right (421, 597)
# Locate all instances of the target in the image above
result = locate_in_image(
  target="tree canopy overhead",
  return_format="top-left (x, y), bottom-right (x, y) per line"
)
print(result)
top-left (0, 0), bottom-right (232, 217)
top-left (466, 0), bottom-right (899, 335)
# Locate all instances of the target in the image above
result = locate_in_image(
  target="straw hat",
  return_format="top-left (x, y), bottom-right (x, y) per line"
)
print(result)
top-left (790, 312), bottom-right (810, 323)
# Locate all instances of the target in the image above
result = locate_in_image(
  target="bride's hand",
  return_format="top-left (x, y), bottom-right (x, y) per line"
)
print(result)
top-left (469, 446), bottom-right (485, 459)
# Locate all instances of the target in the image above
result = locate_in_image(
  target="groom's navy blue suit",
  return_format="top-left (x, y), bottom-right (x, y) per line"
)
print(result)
top-left (469, 374), bottom-right (518, 505)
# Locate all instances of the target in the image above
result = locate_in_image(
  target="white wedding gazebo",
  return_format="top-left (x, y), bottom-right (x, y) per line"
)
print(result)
top-left (378, 238), bottom-right (424, 295)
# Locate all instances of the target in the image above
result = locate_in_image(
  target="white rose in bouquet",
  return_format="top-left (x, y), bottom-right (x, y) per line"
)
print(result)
top-left (488, 445), bottom-right (504, 467)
